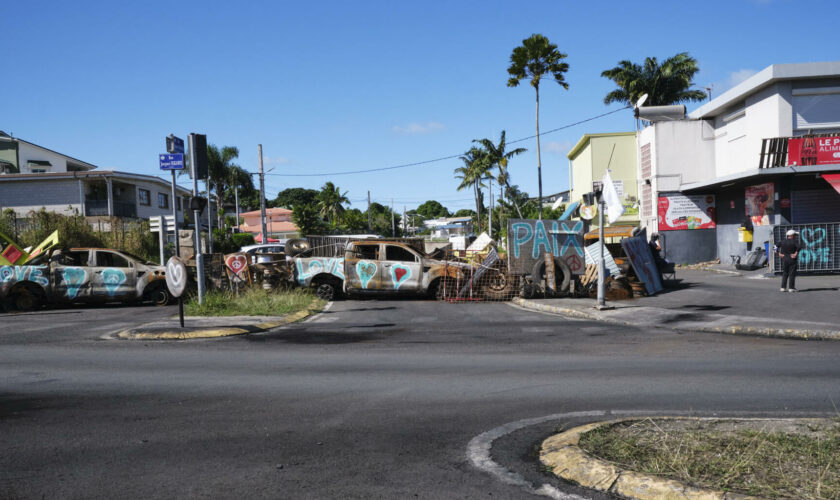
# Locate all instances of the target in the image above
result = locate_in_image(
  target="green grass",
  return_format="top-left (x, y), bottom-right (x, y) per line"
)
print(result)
top-left (184, 288), bottom-right (323, 317)
top-left (578, 418), bottom-right (840, 499)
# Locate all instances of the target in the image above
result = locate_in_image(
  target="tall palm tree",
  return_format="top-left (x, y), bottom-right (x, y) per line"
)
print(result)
top-left (474, 130), bottom-right (527, 219)
top-left (224, 164), bottom-right (254, 228)
top-left (455, 147), bottom-right (492, 234)
top-left (207, 145), bottom-right (241, 228)
top-left (601, 52), bottom-right (707, 106)
top-left (507, 33), bottom-right (569, 219)
top-left (317, 181), bottom-right (350, 228)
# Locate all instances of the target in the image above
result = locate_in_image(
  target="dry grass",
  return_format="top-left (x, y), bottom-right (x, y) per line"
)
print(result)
top-left (578, 418), bottom-right (840, 499)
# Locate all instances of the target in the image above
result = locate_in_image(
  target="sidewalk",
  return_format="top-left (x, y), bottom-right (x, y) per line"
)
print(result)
top-left (514, 267), bottom-right (840, 340)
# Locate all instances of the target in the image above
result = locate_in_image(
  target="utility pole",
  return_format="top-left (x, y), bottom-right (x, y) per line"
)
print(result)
top-left (488, 178), bottom-right (493, 239)
top-left (367, 191), bottom-right (372, 232)
top-left (597, 195), bottom-right (606, 309)
top-left (188, 133), bottom-right (205, 305)
top-left (402, 205), bottom-right (406, 236)
top-left (206, 171), bottom-right (213, 253)
top-left (258, 144), bottom-right (268, 242)
top-left (391, 198), bottom-right (395, 237)
top-left (234, 185), bottom-right (240, 233)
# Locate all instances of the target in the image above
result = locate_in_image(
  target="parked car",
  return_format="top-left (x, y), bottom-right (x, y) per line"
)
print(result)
top-left (239, 243), bottom-right (287, 264)
top-left (0, 247), bottom-right (172, 311)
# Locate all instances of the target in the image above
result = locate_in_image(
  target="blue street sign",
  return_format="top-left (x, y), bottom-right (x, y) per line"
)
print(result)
top-left (159, 153), bottom-right (185, 170)
top-left (166, 135), bottom-right (185, 154)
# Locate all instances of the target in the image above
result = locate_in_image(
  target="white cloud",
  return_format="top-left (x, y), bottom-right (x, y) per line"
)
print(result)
top-left (711, 69), bottom-right (759, 96)
top-left (543, 140), bottom-right (573, 155)
top-left (263, 156), bottom-right (290, 165)
top-left (392, 122), bottom-right (445, 135)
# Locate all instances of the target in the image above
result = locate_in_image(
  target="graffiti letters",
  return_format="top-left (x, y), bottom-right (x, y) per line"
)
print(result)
top-left (508, 219), bottom-right (585, 270)
top-left (799, 227), bottom-right (830, 265)
top-left (0, 265), bottom-right (49, 287)
top-left (296, 258), bottom-right (346, 285)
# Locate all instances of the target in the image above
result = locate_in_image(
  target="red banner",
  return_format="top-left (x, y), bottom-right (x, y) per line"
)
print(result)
top-left (657, 194), bottom-right (716, 231)
top-left (788, 135), bottom-right (840, 166)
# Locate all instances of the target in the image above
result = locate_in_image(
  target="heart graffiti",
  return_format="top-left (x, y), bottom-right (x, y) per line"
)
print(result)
top-left (102, 268), bottom-right (127, 296)
top-left (390, 264), bottom-right (411, 289)
top-left (356, 260), bottom-right (377, 289)
top-left (801, 227), bottom-right (826, 247)
top-left (62, 267), bottom-right (87, 299)
top-left (225, 254), bottom-right (248, 274)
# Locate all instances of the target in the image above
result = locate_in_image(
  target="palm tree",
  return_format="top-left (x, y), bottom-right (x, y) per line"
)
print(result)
top-left (455, 147), bottom-right (492, 233)
top-left (507, 33), bottom-right (569, 219)
top-left (474, 130), bottom-right (527, 219)
top-left (317, 181), bottom-right (350, 228)
top-left (601, 52), bottom-right (707, 106)
top-left (207, 145), bottom-right (241, 228)
top-left (224, 164), bottom-right (254, 228)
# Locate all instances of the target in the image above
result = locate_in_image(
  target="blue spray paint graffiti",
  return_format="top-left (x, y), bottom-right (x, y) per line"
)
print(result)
top-left (389, 264), bottom-right (411, 289)
top-left (0, 265), bottom-right (49, 287)
top-left (799, 227), bottom-right (829, 265)
top-left (102, 268), bottom-right (127, 296)
top-left (508, 219), bottom-right (585, 275)
top-left (295, 258), bottom-right (345, 285)
top-left (62, 267), bottom-right (87, 299)
top-left (356, 260), bottom-right (377, 289)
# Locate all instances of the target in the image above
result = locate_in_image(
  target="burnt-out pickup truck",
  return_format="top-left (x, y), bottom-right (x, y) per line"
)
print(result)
top-left (292, 239), bottom-right (479, 301)
top-left (1, 247), bottom-right (171, 311)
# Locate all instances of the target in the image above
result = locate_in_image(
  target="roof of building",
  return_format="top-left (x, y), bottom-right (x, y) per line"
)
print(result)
top-left (0, 131), bottom-right (98, 171)
top-left (567, 132), bottom-right (636, 159)
top-left (237, 220), bottom-right (299, 234)
top-left (689, 61), bottom-right (840, 119)
top-left (0, 170), bottom-right (193, 195)
top-left (240, 207), bottom-right (293, 217)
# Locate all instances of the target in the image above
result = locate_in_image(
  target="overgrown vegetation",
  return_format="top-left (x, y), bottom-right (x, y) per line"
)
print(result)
top-left (1, 208), bottom-right (158, 261)
top-left (184, 287), bottom-right (323, 317)
top-left (578, 418), bottom-right (840, 499)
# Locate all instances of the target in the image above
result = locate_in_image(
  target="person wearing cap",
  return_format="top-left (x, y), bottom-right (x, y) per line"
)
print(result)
top-left (777, 229), bottom-right (801, 292)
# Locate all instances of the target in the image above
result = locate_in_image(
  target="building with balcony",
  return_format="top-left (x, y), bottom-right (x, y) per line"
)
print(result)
top-left (0, 131), bottom-right (194, 224)
top-left (636, 62), bottom-right (840, 265)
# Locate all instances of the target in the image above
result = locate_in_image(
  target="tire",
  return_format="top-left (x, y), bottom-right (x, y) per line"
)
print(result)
top-left (9, 283), bottom-right (45, 312)
top-left (143, 283), bottom-right (172, 306)
top-left (482, 266), bottom-right (517, 301)
top-left (531, 256), bottom-right (571, 295)
top-left (313, 280), bottom-right (340, 301)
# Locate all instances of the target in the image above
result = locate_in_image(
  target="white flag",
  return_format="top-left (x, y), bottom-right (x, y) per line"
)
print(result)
top-left (602, 171), bottom-right (625, 224)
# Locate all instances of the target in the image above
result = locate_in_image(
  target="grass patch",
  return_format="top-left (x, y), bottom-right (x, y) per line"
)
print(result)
top-left (184, 288), bottom-right (323, 317)
top-left (578, 418), bottom-right (840, 499)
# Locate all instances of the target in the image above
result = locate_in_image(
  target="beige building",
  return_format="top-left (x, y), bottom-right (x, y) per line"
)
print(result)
top-left (567, 132), bottom-right (639, 225)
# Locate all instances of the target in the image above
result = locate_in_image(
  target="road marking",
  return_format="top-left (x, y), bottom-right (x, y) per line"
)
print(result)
top-left (467, 410), bottom-right (663, 499)
top-left (305, 301), bottom-right (334, 323)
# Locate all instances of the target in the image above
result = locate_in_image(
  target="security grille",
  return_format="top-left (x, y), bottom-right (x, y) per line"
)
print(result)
top-left (772, 223), bottom-right (840, 273)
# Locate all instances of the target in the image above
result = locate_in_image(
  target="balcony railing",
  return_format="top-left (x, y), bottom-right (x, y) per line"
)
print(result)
top-left (759, 133), bottom-right (838, 169)
top-left (85, 200), bottom-right (137, 218)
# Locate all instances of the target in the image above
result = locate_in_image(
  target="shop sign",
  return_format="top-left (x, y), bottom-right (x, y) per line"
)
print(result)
top-left (657, 193), bottom-right (715, 231)
top-left (788, 135), bottom-right (840, 166)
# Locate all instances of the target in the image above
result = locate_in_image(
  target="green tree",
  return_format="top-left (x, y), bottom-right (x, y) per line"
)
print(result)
top-left (507, 33), bottom-right (569, 219)
top-left (455, 147), bottom-right (492, 234)
top-left (275, 187), bottom-right (319, 209)
top-left (366, 202), bottom-right (402, 237)
top-left (415, 200), bottom-right (450, 220)
top-left (601, 52), bottom-right (707, 106)
top-left (340, 208), bottom-right (368, 233)
top-left (292, 203), bottom-right (327, 236)
top-left (207, 145), bottom-right (241, 228)
top-left (316, 182), bottom-right (350, 228)
top-left (474, 130), bottom-right (527, 219)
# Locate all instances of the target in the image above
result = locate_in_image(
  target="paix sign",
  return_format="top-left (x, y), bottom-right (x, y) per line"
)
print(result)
top-left (788, 135), bottom-right (840, 166)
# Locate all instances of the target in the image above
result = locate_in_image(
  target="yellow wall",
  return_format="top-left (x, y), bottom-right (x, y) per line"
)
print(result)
top-left (568, 132), bottom-right (638, 224)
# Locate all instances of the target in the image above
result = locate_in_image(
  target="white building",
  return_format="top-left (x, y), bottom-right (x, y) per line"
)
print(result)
top-left (423, 216), bottom-right (473, 239)
top-left (0, 131), bottom-right (195, 224)
top-left (636, 62), bottom-right (840, 264)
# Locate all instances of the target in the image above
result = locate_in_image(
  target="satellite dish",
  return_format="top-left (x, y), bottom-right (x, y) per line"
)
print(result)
top-left (635, 93), bottom-right (649, 109)
top-left (286, 238), bottom-right (311, 257)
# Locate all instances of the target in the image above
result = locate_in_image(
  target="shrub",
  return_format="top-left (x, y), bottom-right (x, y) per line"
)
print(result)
top-left (232, 232), bottom-right (256, 248)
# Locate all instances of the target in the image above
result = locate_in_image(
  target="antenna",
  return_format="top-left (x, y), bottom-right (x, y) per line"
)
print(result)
top-left (635, 94), bottom-right (649, 109)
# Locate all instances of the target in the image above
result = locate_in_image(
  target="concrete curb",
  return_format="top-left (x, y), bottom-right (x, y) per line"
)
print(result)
top-left (540, 417), bottom-right (782, 500)
top-left (115, 299), bottom-right (323, 340)
top-left (511, 297), bottom-right (840, 341)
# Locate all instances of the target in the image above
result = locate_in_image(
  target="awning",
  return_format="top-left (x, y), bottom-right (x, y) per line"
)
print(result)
top-left (584, 225), bottom-right (638, 241)
top-left (822, 173), bottom-right (840, 195)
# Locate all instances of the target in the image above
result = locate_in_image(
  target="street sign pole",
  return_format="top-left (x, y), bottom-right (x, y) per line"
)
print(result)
top-left (597, 198), bottom-right (607, 309)
top-left (170, 170), bottom-right (180, 257)
top-left (189, 134), bottom-right (206, 305)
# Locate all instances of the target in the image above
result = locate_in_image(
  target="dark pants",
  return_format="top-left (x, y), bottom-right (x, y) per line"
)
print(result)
top-left (781, 258), bottom-right (798, 289)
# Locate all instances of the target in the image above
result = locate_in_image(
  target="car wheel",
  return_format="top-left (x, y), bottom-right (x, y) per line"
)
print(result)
top-left (9, 283), bottom-right (44, 312)
top-left (144, 284), bottom-right (172, 306)
top-left (482, 266), bottom-right (517, 301)
top-left (313, 281), bottom-right (337, 301)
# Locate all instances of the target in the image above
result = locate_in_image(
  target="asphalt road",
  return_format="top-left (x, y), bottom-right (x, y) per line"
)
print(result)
top-left (1, 299), bottom-right (839, 499)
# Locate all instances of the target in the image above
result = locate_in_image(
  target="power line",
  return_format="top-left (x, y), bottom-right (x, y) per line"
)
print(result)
top-left (263, 106), bottom-right (630, 177)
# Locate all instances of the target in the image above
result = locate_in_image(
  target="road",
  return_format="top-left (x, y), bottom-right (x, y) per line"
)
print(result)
top-left (1, 299), bottom-right (839, 499)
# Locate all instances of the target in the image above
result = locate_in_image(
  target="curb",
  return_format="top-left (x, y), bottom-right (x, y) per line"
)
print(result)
top-left (115, 299), bottom-right (323, 340)
top-left (511, 297), bottom-right (840, 341)
top-left (540, 417), bottom-right (785, 500)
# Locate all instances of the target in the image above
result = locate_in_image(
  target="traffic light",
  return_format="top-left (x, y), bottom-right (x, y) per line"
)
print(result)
top-left (190, 133), bottom-right (208, 180)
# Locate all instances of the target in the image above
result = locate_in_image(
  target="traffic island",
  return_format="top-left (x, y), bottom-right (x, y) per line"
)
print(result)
top-left (114, 297), bottom-right (323, 340)
top-left (541, 417), bottom-right (840, 500)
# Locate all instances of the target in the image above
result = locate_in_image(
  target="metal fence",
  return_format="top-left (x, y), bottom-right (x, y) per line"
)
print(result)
top-left (772, 223), bottom-right (840, 273)
top-left (435, 247), bottom-right (518, 302)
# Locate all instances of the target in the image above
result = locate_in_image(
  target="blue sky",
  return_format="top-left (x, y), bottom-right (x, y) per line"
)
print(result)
top-left (4, 0), bottom-right (838, 213)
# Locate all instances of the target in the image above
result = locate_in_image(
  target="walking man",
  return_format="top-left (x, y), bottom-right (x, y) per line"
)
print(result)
top-left (777, 229), bottom-right (800, 292)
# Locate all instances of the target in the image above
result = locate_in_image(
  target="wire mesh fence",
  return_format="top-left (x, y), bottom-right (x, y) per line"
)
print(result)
top-left (434, 247), bottom-right (520, 302)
